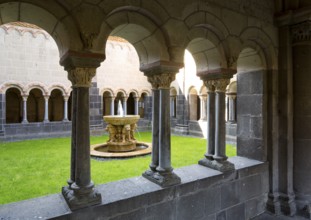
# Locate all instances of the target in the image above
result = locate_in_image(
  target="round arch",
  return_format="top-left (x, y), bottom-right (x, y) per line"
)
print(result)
top-left (0, 2), bottom-right (79, 57)
top-left (25, 83), bottom-right (48, 96)
top-left (0, 82), bottom-right (25, 95)
top-left (96, 7), bottom-right (171, 66)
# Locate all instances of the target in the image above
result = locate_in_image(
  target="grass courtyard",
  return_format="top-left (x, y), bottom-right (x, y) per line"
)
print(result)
top-left (0, 132), bottom-right (236, 205)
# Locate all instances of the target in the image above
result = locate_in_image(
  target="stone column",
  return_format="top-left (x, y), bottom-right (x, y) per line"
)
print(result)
top-left (122, 97), bottom-right (127, 115)
top-left (198, 78), bottom-right (234, 172)
top-left (134, 97), bottom-right (139, 115)
top-left (202, 95), bottom-right (207, 120)
top-left (227, 94), bottom-right (237, 123)
top-left (62, 67), bottom-right (101, 210)
top-left (199, 95), bottom-right (207, 120)
top-left (110, 97), bottom-right (115, 115)
top-left (143, 72), bottom-right (181, 187)
top-left (63, 96), bottom-right (69, 122)
top-left (43, 95), bottom-right (49, 122)
top-left (147, 88), bottom-right (159, 172)
top-left (170, 96), bottom-right (175, 117)
top-left (214, 79), bottom-right (230, 161)
top-left (21, 95), bottom-right (28, 124)
top-left (200, 81), bottom-right (215, 162)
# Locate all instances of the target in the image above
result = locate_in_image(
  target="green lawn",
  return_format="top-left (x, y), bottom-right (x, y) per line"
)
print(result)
top-left (0, 132), bottom-right (236, 205)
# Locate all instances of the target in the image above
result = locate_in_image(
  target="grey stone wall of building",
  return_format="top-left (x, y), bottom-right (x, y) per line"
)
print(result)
top-left (144, 96), bottom-right (153, 121)
top-left (293, 44), bottom-right (311, 212)
top-left (0, 94), bottom-right (4, 137)
top-left (89, 82), bottom-right (103, 130)
top-left (2, 121), bottom-right (71, 142)
top-left (176, 94), bottom-right (188, 125)
top-left (0, 157), bottom-right (268, 220)
top-left (237, 70), bottom-right (266, 161)
top-left (188, 120), bottom-right (204, 137)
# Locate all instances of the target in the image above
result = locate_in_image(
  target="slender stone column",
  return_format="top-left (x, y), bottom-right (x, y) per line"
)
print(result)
top-left (148, 88), bottom-right (160, 172)
top-left (202, 95), bottom-right (207, 120)
top-left (143, 73), bottom-right (180, 187)
top-left (227, 94), bottom-right (236, 123)
top-left (134, 97), bottom-right (139, 115)
top-left (214, 79), bottom-right (229, 161)
top-left (122, 97), bottom-right (127, 115)
top-left (63, 96), bottom-right (69, 122)
top-left (62, 67), bottom-right (101, 210)
top-left (170, 96), bottom-right (175, 117)
top-left (202, 81), bottom-right (215, 160)
top-left (43, 96), bottom-right (49, 122)
top-left (199, 78), bottom-right (234, 172)
top-left (110, 97), bottom-right (115, 115)
top-left (68, 88), bottom-right (77, 186)
top-left (21, 95), bottom-right (28, 124)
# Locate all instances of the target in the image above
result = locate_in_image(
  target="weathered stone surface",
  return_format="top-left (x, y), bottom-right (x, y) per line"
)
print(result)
top-left (0, 157), bottom-right (268, 219)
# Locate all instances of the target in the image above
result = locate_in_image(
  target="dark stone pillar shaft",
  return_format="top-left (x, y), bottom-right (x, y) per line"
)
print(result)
top-left (205, 91), bottom-right (215, 159)
top-left (74, 87), bottom-right (91, 187)
top-left (68, 88), bottom-right (77, 186)
top-left (214, 91), bottom-right (227, 161)
top-left (157, 88), bottom-right (172, 172)
top-left (150, 89), bottom-right (159, 171)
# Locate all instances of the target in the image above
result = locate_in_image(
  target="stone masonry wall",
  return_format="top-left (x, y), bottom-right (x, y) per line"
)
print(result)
top-left (89, 82), bottom-right (103, 130)
top-left (0, 157), bottom-right (268, 220)
top-left (237, 70), bottom-right (266, 161)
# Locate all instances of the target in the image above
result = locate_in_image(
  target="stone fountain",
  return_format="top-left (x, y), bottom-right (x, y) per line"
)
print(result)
top-left (91, 101), bottom-right (151, 158)
top-left (104, 115), bottom-right (140, 152)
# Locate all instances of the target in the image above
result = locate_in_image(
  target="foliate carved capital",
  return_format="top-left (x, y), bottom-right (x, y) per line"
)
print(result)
top-left (68, 68), bottom-right (96, 88)
top-left (147, 73), bottom-right (176, 89)
top-left (291, 21), bottom-right (311, 44)
top-left (22, 95), bottom-right (28, 102)
top-left (204, 80), bottom-right (215, 92)
top-left (213, 79), bottom-right (230, 92)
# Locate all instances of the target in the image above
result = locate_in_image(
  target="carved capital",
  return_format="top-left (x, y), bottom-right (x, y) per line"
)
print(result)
top-left (22, 95), bottom-right (28, 102)
top-left (213, 79), bottom-right (230, 92)
top-left (147, 73), bottom-right (176, 89)
top-left (68, 68), bottom-right (96, 88)
top-left (204, 80), bottom-right (215, 92)
top-left (291, 21), bottom-right (311, 44)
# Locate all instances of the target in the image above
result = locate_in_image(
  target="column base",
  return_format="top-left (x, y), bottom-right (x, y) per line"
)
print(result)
top-left (266, 193), bottom-right (282, 215)
top-left (142, 169), bottom-right (181, 187)
top-left (279, 193), bottom-right (296, 216)
top-left (43, 119), bottom-right (50, 123)
top-left (266, 192), bottom-right (296, 216)
top-left (62, 185), bottom-right (102, 211)
top-left (198, 158), bottom-right (235, 172)
top-left (21, 120), bottom-right (28, 124)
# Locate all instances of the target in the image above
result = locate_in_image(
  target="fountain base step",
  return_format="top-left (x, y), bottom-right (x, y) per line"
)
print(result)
top-left (91, 142), bottom-right (152, 158)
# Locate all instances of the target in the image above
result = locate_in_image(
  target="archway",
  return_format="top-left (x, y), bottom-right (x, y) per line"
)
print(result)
top-left (188, 87), bottom-right (200, 121)
top-left (127, 92), bottom-right (136, 115)
top-left (102, 91), bottom-right (113, 116)
top-left (49, 89), bottom-right (64, 121)
top-left (5, 88), bottom-right (22, 123)
top-left (27, 88), bottom-right (44, 123)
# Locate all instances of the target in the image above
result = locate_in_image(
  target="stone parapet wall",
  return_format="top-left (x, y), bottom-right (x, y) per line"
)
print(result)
top-left (2, 121), bottom-right (71, 142)
top-left (0, 156), bottom-right (268, 220)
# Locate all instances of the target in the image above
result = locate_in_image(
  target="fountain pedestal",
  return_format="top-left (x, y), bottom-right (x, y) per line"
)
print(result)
top-left (104, 115), bottom-right (140, 152)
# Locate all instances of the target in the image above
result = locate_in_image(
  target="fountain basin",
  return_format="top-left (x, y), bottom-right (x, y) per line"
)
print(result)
top-left (104, 115), bottom-right (140, 125)
top-left (91, 142), bottom-right (152, 158)
top-left (103, 115), bottom-right (140, 152)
